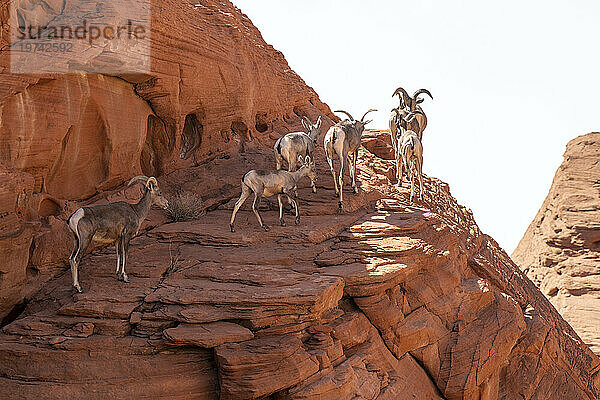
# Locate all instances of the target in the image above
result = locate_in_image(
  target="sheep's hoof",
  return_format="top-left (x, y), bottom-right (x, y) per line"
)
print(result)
top-left (229, 223), bottom-right (235, 233)
top-left (312, 187), bottom-right (317, 194)
top-left (352, 187), bottom-right (358, 194)
top-left (263, 225), bottom-right (270, 232)
top-left (295, 217), bottom-right (300, 225)
top-left (74, 284), bottom-right (83, 293)
top-left (119, 274), bottom-right (130, 283)
top-left (338, 202), bottom-right (343, 213)
top-left (280, 219), bottom-right (286, 227)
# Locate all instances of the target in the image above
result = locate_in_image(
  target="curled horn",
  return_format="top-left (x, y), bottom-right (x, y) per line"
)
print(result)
top-left (393, 87), bottom-right (410, 107)
top-left (413, 89), bottom-right (433, 101)
top-left (128, 175), bottom-right (149, 187)
top-left (128, 176), bottom-right (158, 189)
top-left (334, 110), bottom-right (354, 121)
top-left (146, 177), bottom-right (158, 189)
top-left (360, 109), bottom-right (378, 122)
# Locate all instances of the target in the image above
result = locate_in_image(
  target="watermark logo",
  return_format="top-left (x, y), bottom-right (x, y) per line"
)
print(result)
top-left (9, 0), bottom-right (150, 74)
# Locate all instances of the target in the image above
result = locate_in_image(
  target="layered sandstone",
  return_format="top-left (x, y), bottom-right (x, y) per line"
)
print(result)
top-left (0, 0), bottom-right (598, 398)
top-left (0, 0), bottom-right (336, 320)
top-left (513, 132), bottom-right (600, 355)
top-left (1, 132), bottom-right (599, 399)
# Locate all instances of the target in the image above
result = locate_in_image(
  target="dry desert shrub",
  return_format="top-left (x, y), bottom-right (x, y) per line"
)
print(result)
top-left (165, 191), bottom-right (204, 222)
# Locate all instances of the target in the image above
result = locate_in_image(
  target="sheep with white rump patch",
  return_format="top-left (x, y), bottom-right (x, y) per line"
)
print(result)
top-left (323, 109), bottom-right (377, 213)
top-left (66, 176), bottom-right (168, 293)
top-left (397, 129), bottom-right (425, 202)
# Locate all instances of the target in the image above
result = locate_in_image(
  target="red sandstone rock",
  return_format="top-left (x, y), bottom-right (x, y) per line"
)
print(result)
top-left (0, 0), bottom-right (337, 320)
top-left (0, 1), bottom-right (598, 399)
top-left (164, 322), bottom-right (254, 348)
top-left (513, 132), bottom-right (600, 355)
top-left (0, 141), bottom-right (598, 399)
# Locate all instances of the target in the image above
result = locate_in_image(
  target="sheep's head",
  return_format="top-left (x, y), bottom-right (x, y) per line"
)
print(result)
top-left (128, 176), bottom-right (169, 209)
top-left (298, 155), bottom-right (316, 183)
top-left (334, 109), bottom-right (377, 133)
top-left (301, 116), bottom-right (323, 142)
top-left (412, 89), bottom-right (433, 110)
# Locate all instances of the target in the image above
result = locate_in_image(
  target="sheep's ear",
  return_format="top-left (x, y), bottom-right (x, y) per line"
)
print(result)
top-left (305, 155), bottom-right (310, 165)
top-left (315, 116), bottom-right (322, 130)
top-left (298, 155), bottom-right (304, 164)
top-left (301, 119), bottom-right (309, 132)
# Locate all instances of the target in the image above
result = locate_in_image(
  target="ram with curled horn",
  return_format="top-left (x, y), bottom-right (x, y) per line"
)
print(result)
top-left (323, 108), bottom-right (377, 212)
top-left (390, 86), bottom-right (433, 141)
top-left (274, 114), bottom-right (323, 193)
top-left (66, 175), bottom-right (169, 293)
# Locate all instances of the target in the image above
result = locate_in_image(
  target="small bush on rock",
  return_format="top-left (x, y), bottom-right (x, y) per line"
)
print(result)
top-left (166, 192), bottom-right (204, 222)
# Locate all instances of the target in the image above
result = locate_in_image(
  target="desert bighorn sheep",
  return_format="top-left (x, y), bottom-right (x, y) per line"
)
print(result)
top-left (229, 155), bottom-right (316, 232)
top-left (274, 116), bottom-right (322, 193)
top-left (67, 176), bottom-right (169, 293)
top-left (324, 109), bottom-right (377, 212)
top-left (391, 87), bottom-right (433, 140)
top-left (397, 128), bottom-right (424, 202)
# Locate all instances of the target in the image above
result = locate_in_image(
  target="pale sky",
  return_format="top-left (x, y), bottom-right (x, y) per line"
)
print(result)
top-left (234, 0), bottom-right (600, 254)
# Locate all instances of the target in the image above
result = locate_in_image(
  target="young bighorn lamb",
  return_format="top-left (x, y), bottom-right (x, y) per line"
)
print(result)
top-left (274, 116), bottom-right (322, 193)
top-left (324, 109), bottom-right (377, 212)
top-left (397, 129), bottom-right (424, 202)
top-left (229, 155), bottom-right (316, 232)
top-left (67, 176), bottom-right (168, 293)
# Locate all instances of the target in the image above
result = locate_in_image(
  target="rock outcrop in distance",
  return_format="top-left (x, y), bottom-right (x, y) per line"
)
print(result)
top-left (513, 132), bottom-right (600, 356)
top-left (0, 0), bottom-right (337, 320)
top-left (0, 130), bottom-right (598, 399)
top-left (0, 0), bottom-right (598, 397)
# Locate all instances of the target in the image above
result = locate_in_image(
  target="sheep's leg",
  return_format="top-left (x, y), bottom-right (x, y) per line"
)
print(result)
top-left (230, 184), bottom-right (251, 232)
top-left (288, 157), bottom-right (300, 198)
top-left (69, 233), bottom-right (83, 293)
top-left (418, 157), bottom-right (424, 200)
top-left (308, 152), bottom-right (317, 194)
top-left (337, 153), bottom-right (345, 213)
top-left (278, 194), bottom-right (286, 226)
top-left (284, 188), bottom-right (300, 225)
top-left (115, 238), bottom-right (122, 276)
top-left (326, 154), bottom-right (338, 196)
top-left (70, 233), bottom-right (90, 293)
top-left (252, 192), bottom-right (269, 231)
top-left (396, 146), bottom-right (404, 188)
top-left (352, 151), bottom-right (359, 194)
top-left (410, 164), bottom-right (415, 202)
top-left (119, 235), bottom-right (130, 283)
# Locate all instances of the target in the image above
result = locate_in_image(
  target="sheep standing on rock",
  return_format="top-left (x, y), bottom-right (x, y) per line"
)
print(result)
top-left (66, 176), bottom-right (168, 293)
top-left (230, 155), bottom-right (316, 232)
top-left (324, 109), bottom-right (377, 213)
top-left (397, 129), bottom-right (425, 202)
top-left (274, 116), bottom-right (322, 193)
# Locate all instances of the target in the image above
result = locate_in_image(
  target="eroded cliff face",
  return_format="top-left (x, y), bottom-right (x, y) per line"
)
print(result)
top-left (0, 0), bottom-right (336, 320)
top-left (513, 133), bottom-right (600, 355)
top-left (0, 0), bottom-right (599, 398)
top-left (0, 131), bottom-right (599, 399)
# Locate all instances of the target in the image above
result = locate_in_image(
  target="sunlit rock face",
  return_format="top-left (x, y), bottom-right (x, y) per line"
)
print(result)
top-left (0, 0), bottom-right (336, 321)
top-left (0, 129), bottom-right (598, 399)
top-left (514, 132), bottom-right (600, 356)
top-left (0, 0), bottom-right (598, 398)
